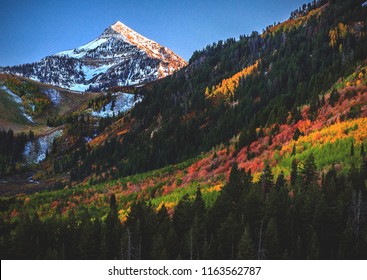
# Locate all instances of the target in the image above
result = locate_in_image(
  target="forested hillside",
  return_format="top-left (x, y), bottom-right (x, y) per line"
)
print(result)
top-left (44, 0), bottom-right (366, 183)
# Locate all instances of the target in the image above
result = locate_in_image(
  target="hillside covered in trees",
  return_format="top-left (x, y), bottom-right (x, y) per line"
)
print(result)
top-left (1, 0), bottom-right (367, 260)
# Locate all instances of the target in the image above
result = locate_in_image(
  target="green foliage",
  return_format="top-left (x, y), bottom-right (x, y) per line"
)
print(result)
top-left (276, 138), bottom-right (367, 180)
top-left (0, 88), bottom-right (29, 124)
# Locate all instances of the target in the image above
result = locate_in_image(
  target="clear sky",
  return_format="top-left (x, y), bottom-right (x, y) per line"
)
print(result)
top-left (0, 0), bottom-right (308, 66)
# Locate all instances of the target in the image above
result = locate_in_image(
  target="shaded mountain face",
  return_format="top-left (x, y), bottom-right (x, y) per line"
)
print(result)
top-left (0, 21), bottom-right (187, 92)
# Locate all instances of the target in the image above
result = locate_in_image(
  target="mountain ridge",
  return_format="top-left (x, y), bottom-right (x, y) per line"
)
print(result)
top-left (0, 21), bottom-right (187, 92)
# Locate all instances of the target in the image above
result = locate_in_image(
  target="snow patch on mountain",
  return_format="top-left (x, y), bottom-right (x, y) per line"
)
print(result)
top-left (57, 38), bottom-right (109, 59)
top-left (69, 83), bottom-right (90, 92)
top-left (1, 86), bottom-right (33, 123)
top-left (82, 64), bottom-right (113, 80)
top-left (23, 129), bottom-right (63, 164)
top-left (43, 88), bottom-right (62, 105)
top-left (90, 93), bottom-right (141, 118)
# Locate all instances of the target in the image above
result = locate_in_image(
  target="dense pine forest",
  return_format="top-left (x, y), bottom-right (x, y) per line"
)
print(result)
top-left (0, 129), bottom-right (31, 177)
top-left (1, 152), bottom-right (367, 259)
top-left (1, 0), bottom-right (367, 260)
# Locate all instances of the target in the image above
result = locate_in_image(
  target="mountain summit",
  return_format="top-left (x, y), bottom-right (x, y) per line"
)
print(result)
top-left (0, 21), bottom-right (187, 91)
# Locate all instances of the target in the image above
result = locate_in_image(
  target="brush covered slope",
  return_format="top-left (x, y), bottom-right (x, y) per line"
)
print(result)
top-left (0, 21), bottom-right (187, 92)
top-left (1, 0), bottom-right (367, 260)
top-left (0, 74), bottom-right (102, 131)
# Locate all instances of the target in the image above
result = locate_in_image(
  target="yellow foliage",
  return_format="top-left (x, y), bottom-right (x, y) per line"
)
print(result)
top-left (205, 184), bottom-right (223, 193)
top-left (338, 23), bottom-right (348, 39)
top-left (329, 23), bottom-right (349, 48)
top-left (329, 28), bottom-right (338, 47)
top-left (118, 207), bottom-right (130, 224)
top-left (307, 7), bottom-right (322, 20)
top-left (207, 60), bottom-right (259, 98)
top-left (282, 118), bottom-right (367, 155)
top-left (157, 201), bottom-right (176, 211)
top-left (252, 172), bottom-right (261, 183)
top-left (263, 5), bottom-right (323, 37)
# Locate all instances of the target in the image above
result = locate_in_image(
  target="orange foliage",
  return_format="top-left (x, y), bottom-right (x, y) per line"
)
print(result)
top-left (117, 129), bottom-right (128, 136)
top-left (51, 200), bottom-right (60, 209)
top-left (157, 201), bottom-right (176, 212)
top-left (206, 184), bottom-right (223, 193)
top-left (10, 209), bottom-right (18, 219)
top-left (296, 119), bottom-right (312, 134)
top-left (24, 197), bottom-right (30, 205)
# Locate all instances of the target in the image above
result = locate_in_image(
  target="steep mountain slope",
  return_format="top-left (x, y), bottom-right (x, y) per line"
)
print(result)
top-left (50, 0), bottom-right (365, 184)
top-left (0, 21), bottom-right (187, 91)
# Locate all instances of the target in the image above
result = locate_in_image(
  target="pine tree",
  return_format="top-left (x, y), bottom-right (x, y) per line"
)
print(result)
top-left (291, 159), bottom-right (298, 188)
top-left (192, 188), bottom-right (206, 259)
top-left (307, 231), bottom-right (319, 259)
top-left (104, 194), bottom-right (120, 259)
top-left (260, 164), bottom-right (274, 199)
top-left (221, 163), bottom-right (246, 212)
top-left (350, 142), bottom-right (355, 156)
top-left (275, 171), bottom-right (286, 190)
top-left (173, 195), bottom-right (194, 258)
top-left (361, 143), bottom-right (365, 158)
top-left (150, 233), bottom-right (166, 259)
top-left (237, 225), bottom-right (256, 259)
top-left (265, 217), bottom-right (281, 259)
top-left (29, 130), bottom-right (34, 141)
top-left (217, 213), bottom-right (240, 259)
top-left (300, 153), bottom-right (317, 188)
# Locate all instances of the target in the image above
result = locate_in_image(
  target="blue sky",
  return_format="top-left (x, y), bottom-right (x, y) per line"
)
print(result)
top-left (0, 0), bottom-right (308, 66)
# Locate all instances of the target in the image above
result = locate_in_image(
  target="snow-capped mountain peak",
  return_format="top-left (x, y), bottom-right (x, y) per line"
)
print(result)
top-left (109, 21), bottom-right (156, 48)
top-left (110, 21), bottom-right (140, 41)
top-left (0, 21), bottom-right (187, 92)
top-left (102, 21), bottom-right (182, 65)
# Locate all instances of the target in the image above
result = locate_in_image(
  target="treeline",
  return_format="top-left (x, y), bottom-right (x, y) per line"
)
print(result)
top-left (289, 0), bottom-right (327, 20)
top-left (0, 129), bottom-right (33, 177)
top-left (1, 153), bottom-right (367, 259)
